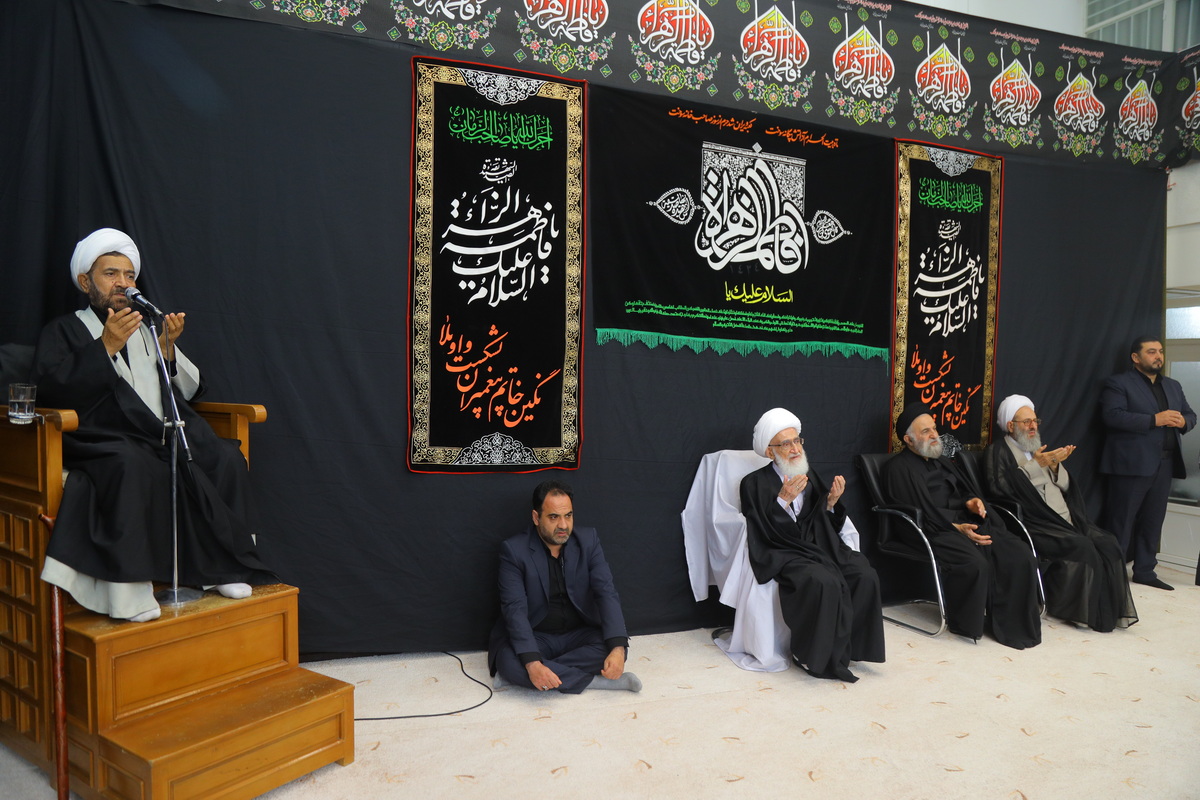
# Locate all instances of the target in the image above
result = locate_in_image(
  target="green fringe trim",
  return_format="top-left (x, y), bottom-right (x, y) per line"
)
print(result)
top-left (594, 328), bottom-right (890, 361)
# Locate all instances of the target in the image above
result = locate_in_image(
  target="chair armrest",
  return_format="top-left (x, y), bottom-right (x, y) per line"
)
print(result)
top-left (191, 402), bottom-right (268, 465)
top-left (989, 504), bottom-right (1036, 550)
top-left (870, 504), bottom-right (940, 564)
top-left (987, 503), bottom-right (1047, 610)
top-left (32, 408), bottom-right (80, 433)
top-left (871, 504), bottom-right (923, 529)
top-left (988, 497), bottom-right (1023, 522)
top-left (192, 402), bottom-right (267, 423)
top-left (0, 408), bottom-right (78, 512)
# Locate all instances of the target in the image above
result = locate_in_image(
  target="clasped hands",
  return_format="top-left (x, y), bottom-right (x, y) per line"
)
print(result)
top-left (101, 307), bottom-right (185, 359)
top-left (954, 497), bottom-right (993, 545)
top-left (777, 474), bottom-right (844, 511)
top-left (526, 647), bottom-right (625, 692)
top-left (1155, 410), bottom-right (1188, 429)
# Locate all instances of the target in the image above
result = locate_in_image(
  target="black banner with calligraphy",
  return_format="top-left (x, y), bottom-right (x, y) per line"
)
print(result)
top-left (591, 85), bottom-right (893, 360)
top-left (409, 58), bottom-right (584, 473)
top-left (891, 141), bottom-right (1002, 452)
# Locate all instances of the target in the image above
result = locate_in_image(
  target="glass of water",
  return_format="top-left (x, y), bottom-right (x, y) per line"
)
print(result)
top-left (7, 383), bottom-right (36, 424)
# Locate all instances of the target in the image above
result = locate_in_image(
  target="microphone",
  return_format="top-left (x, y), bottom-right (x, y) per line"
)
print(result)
top-left (124, 287), bottom-right (165, 316)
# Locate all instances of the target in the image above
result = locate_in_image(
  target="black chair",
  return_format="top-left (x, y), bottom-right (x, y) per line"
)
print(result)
top-left (855, 453), bottom-right (947, 637)
top-left (953, 450), bottom-right (1047, 614)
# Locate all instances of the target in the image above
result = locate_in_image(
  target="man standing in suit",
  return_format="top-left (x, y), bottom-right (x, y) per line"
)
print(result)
top-left (488, 480), bottom-right (641, 693)
top-left (1100, 336), bottom-right (1195, 591)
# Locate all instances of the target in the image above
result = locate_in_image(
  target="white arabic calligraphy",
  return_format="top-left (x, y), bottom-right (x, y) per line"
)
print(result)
top-left (1118, 78), bottom-right (1158, 142)
top-left (525, 0), bottom-right (609, 43)
top-left (989, 57), bottom-right (1042, 127)
top-left (916, 41), bottom-right (971, 114)
top-left (695, 145), bottom-right (808, 274)
top-left (833, 22), bottom-right (895, 99)
top-left (442, 160), bottom-right (559, 307)
top-left (637, 0), bottom-right (715, 65)
top-left (913, 221), bottom-right (984, 338)
top-left (412, 0), bottom-right (485, 21)
top-left (1054, 70), bottom-right (1105, 133)
top-left (740, 5), bottom-right (809, 83)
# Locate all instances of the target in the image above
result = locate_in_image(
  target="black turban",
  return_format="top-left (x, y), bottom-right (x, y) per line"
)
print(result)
top-left (895, 402), bottom-right (932, 440)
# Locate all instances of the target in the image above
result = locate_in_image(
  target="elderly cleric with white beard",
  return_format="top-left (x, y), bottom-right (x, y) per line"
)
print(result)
top-left (882, 402), bottom-right (1042, 649)
top-left (984, 395), bottom-right (1137, 632)
top-left (737, 408), bottom-right (885, 683)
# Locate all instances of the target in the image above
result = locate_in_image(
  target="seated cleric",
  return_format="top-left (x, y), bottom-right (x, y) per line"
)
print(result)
top-left (739, 408), bottom-right (885, 683)
top-left (488, 480), bottom-right (642, 694)
top-left (882, 403), bottom-right (1042, 649)
top-left (34, 228), bottom-right (272, 622)
top-left (985, 395), bottom-right (1137, 632)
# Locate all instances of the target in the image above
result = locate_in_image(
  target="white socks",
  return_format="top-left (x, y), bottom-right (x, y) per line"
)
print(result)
top-left (128, 607), bottom-right (161, 623)
top-left (588, 672), bottom-right (643, 692)
top-left (120, 583), bottom-right (251, 622)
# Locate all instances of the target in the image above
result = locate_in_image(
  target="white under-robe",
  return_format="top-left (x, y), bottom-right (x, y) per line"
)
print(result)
top-left (41, 309), bottom-right (202, 620)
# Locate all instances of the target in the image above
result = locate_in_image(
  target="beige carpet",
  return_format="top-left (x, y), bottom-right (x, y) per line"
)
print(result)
top-left (3, 565), bottom-right (1197, 799)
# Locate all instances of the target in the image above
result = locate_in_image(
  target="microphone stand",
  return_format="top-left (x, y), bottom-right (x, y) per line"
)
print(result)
top-left (144, 311), bottom-right (203, 607)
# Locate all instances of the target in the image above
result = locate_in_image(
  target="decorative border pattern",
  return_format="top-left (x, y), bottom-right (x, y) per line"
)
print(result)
top-left (892, 141), bottom-right (1001, 452)
top-left (410, 60), bottom-right (583, 469)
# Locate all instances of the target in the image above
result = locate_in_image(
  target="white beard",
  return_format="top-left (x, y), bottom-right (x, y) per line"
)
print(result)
top-left (773, 451), bottom-right (809, 478)
top-left (1011, 428), bottom-right (1042, 453)
top-left (915, 437), bottom-right (944, 460)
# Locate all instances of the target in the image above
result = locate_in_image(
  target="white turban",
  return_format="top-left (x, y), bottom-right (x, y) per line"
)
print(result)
top-left (996, 394), bottom-right (1035, 431)
top-left (70, 228), bottom-right (140, 289)
top-left (753, 408), bottom-right (801, 458)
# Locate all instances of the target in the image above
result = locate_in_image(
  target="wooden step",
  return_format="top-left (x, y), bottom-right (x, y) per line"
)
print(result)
top-left (64, 584), bottom-right (300, 733)
top-left (74, 667), bottom-right (353, 800)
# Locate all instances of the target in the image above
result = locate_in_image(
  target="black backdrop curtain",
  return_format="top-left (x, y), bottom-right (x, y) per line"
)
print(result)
top-left (1, 0), bottom-right (1164, 653)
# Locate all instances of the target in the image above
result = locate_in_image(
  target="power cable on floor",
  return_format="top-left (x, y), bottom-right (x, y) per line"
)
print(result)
top-left (353, 651), bottom-right (494, 721)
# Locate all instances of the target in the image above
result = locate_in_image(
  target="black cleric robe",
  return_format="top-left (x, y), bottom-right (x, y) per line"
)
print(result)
top-left (740, 463), bottom-right (885, 676)
top-left (985, 438), bottom-right (1137, 632)
top-left (32, 310), bottom-right (272, 587)
top-left (882, 447), bottom-right (1041, 649)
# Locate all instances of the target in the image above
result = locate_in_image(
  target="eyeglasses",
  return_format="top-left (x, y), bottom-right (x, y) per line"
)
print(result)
top-left (768, 436), bottom-right (804, 450)
top-left (1012, 418), bottom-right (1042, 427)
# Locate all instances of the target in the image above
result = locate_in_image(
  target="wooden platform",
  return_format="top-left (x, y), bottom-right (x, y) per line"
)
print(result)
top-left (61, 584), bottom-right (354, 800)
top-left (0, 404), bottom-right (354, 798)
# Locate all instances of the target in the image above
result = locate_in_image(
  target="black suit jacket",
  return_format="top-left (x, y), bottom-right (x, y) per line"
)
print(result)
top-left (487, 526), bottom-right (627, 674)
top-left (1100, 368), bottom-right (1195, 479)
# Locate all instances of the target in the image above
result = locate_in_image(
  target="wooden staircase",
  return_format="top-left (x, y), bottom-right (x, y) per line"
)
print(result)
top-left (61, 583), bottom-right (354, 799)
top-left (0, 405), bottom-right (353, 798)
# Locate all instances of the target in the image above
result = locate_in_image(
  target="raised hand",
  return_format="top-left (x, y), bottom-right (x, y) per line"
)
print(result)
top-left (778, 473), bottom-right (808, 504)
top-left (101, 307), bottom-right (143, 357)
top-left (158, 312), bottom-right (186, 360)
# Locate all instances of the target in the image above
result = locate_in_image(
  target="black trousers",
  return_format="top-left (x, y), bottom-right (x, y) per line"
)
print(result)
top-left (492, 627), bottom-right (607, 694)
top-left (1103, 456), bottom-right (1173, 581)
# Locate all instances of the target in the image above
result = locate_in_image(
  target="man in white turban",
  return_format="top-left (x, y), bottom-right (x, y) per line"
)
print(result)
top-left (33, 228), bottom-right (272, 621)
top-left (739, 408), bottom-right (885, 683)
top-left (985, 395), bottom-right (1137, 632)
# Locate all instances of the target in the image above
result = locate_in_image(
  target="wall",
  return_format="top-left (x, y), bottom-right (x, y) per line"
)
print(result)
top-left (0, 0), bottom-right (1179, 653)
top-left (917, 0), bottom-right (1085, 36)
top-left (1166, 163), bottom-right (1200, 291)
top-left (1162, 160), bottom-right (1200, 570)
